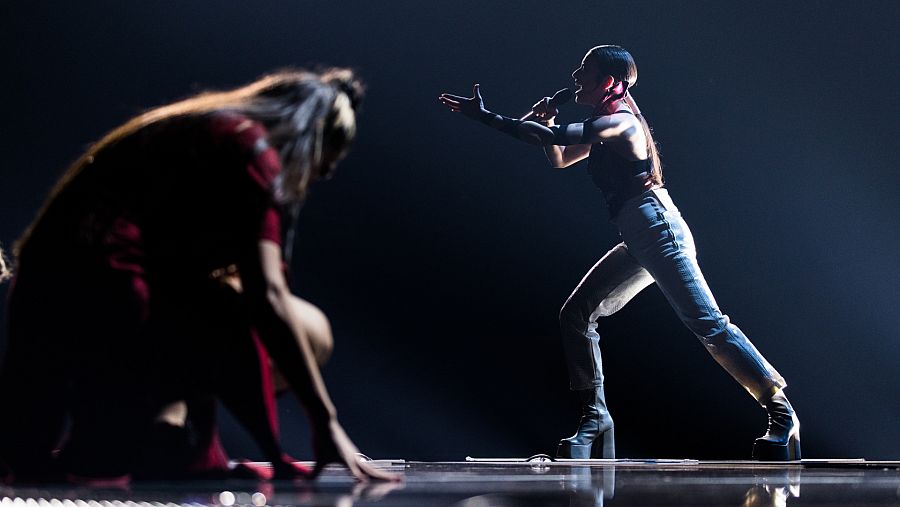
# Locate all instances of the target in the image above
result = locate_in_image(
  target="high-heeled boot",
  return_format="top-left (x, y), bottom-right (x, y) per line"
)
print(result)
top-left (557, 385), bottom-right (615, 459)
top-left (752, 390), bottom-right (801, 461)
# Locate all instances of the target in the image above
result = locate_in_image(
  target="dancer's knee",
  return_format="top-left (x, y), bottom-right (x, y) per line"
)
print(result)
top-left (559, 298), bottom-right (588, 331)
top-left (270, 297), bottom-right (333, 394)
top-left (593, 299), bottom-right (620, 318)
top-left (291, 296), bottom-right (333, 365)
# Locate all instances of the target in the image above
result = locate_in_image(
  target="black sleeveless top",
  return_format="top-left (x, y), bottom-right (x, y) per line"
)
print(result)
top-left (586, 112), bottom-right (655, 217)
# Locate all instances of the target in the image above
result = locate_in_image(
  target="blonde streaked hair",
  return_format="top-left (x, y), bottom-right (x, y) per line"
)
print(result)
top-left (0, 247), bottom-right (11, 283)
top-left (17, 68), bottom-right (364, 255)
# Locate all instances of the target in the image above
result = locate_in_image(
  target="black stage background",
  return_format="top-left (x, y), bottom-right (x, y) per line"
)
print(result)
top-left (1, 1), bottom-right (898, 462)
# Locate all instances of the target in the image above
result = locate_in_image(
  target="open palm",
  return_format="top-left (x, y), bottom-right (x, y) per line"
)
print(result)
top-left (439, 84), bottom-right (487, 119)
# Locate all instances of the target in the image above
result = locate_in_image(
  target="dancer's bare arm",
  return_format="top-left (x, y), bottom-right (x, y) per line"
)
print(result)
top-left (241, 240), bottom-right (399, 482)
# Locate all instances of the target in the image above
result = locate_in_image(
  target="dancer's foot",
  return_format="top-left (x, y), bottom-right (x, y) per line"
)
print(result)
top-left (557, 386), bottom-right (615, 459)
top-left (752, 390), bottom-right (800, 461)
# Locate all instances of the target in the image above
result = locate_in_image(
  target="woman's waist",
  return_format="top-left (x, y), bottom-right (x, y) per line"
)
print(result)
top-left (611, 186), bottom-right (679, 228)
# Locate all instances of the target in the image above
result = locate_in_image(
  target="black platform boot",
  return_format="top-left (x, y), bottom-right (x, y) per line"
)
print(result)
top-left (557, 385), bottom-right (615, 459)
top-left (752, 390), bottom-right (801, 461)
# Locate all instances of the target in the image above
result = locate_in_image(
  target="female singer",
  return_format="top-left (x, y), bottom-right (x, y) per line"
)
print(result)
top-left (439, 45), bottom-right (799, 461)
top-left (0, 69), bottom-right (398, 482)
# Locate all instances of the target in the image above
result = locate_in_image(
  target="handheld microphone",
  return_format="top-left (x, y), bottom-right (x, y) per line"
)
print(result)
top-left (520, 88), bottom-right (573, 121)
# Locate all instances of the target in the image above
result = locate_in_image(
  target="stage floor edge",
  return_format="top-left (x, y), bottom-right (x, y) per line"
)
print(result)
top-left (2, 458), bottom-right (899, 506)
top-left (462, 456), bottom-right (900, 468)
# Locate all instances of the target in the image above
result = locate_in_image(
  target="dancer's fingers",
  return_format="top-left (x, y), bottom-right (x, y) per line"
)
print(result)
top-left (439, 93), bottom-right (468, 102)
top-left (356, 460), bottom-right (402, 482)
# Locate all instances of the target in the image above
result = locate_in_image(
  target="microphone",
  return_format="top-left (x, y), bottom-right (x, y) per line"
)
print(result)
top-left (519, 88), bottom-right (573, 121)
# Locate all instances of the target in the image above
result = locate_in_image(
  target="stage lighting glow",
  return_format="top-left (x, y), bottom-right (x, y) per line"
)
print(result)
top-left (1, 501), bottom-right (201, 507)
top-left (217, 492), bottom-right (235, 507)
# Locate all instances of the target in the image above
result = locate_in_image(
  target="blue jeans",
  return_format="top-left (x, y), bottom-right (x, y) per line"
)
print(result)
top-left (559, 188), bottom-right (786, 401)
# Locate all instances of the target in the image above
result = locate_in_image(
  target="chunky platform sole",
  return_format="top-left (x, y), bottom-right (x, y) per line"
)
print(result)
top-left (556, 427), bottom-right (615, 459)
top-left (752, 433), bottom-right (801, 461)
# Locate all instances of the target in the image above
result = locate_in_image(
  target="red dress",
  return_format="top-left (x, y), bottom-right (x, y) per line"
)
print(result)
top-left (1, 112), bottom-right (286, 480)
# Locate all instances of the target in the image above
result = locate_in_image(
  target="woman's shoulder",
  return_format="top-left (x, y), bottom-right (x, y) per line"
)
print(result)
top-left (587, 109), bottom-right (637, 123)
top-left (204, 112), bottom-right (281, 191)
top-left (582, 110), bottom-right (641, 140)
top-left (206, 112), bottom-right (269, 153)
top-left (136, 112), bottom-right (267, 155)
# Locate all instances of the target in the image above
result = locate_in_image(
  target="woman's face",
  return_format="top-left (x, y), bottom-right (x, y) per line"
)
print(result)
top-left (572, 53), bottom-right (610, 105)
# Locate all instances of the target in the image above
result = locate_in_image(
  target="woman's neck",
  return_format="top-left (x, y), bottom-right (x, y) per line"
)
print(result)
top-left (593, 97), bottom-right (626, 116)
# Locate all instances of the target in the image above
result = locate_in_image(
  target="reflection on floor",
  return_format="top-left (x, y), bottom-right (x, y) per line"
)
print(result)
top-left (2, 458), bottom-right (899, 506)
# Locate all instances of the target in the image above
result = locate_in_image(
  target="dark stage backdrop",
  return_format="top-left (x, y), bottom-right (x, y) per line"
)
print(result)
top-left (1, 1), bottom-right (898, 461)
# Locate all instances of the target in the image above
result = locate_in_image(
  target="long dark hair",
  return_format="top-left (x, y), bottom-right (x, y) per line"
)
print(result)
top-left (16, 68), bottom-right (364, 256)
top-left (587, 45), bottom-right (663, 185)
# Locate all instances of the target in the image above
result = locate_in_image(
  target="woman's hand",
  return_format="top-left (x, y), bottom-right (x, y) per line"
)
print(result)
top-left (439, 84), bottom-right (488, 120)
top-left (439, 84), bottom-right (555, 145)
top-left (312, 418), bottom-right (402, 482)
top-left (530, 96), bottom-right (559, 124)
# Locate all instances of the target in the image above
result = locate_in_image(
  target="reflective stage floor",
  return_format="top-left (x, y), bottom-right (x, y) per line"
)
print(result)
top-left (2, 458), bottom-right (899, 506)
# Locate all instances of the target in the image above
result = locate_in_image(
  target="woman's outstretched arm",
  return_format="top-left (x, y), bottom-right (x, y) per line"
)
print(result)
top-left (439, 84), bottom-right (635, 148)
top-left (240, 239), bottom-right (399, 482)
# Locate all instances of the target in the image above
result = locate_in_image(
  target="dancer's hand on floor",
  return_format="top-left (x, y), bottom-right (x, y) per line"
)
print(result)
top-left (312, 419), bottom-right (402, 482)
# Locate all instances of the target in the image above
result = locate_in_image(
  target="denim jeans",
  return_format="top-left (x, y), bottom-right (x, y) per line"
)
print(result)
top-left (559, 188), bottom-right (786, 401)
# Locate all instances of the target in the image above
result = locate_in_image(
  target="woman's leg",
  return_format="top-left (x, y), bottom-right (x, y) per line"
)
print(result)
top-left (176, 283), bottom-right (311, 479)
top-left (59, 271), bottom-right (160, 481)
top-left (0, 275), bottom-right (68, 481)
top-left (559, 243), bottom-right (654, 391)
top-left (557, 243), bottom-right (654, 458)
top-left (617, 189), bottom-right (798, 459)
top-left (617, 192), bottom-right (785, 401)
